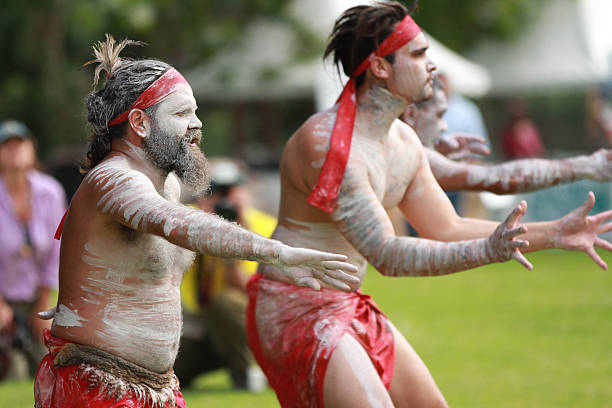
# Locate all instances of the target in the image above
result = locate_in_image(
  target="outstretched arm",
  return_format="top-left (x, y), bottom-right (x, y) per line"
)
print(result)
top-left (332, 154), bottom-right (532, 277)
top-left (403, 154), bottom-right (612, 269)
top-left (427, 148), bottom-right (612, 194)
top-left (333, 143), bottom-right (612, 276)
top-left (87, 165), bottom-right (359, 291)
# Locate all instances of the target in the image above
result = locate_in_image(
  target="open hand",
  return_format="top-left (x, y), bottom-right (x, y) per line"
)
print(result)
top-left (554, 192), bottom-right (612, 269)
top-left (435, 133), bottom-right (490, 161)
top-left (275, 246), bottom-right (360, 291)
top-left (488, 201), bottom-right (532, 270)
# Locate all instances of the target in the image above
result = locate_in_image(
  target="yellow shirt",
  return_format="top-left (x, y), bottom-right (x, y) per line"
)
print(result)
top-left (181, 207), bottom-right (277, 313)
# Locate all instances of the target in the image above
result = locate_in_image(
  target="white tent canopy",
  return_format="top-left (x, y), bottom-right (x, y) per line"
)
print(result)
top-left (188, 0), bottom-right (491, 105)
top-left (468, 0), bottom-right (612, 95)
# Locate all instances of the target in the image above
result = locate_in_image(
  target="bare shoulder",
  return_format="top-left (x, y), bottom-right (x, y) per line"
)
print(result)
top-left (79, 156), bottom-right (160, 217)
top-left (84, 156), bottom-right (154, 193)
top-left (390, 119), bottom-right (427, 165)
top-left (285, 110), bottom-right (336, 159)
top-left (392, 118), bottom-right (422, 146)
top-left (282, 110), bottom-right (337, 194)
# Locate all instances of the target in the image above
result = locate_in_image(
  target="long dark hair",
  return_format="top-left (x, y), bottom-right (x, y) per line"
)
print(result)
top-left (324, 1), bottom-right (417, 87)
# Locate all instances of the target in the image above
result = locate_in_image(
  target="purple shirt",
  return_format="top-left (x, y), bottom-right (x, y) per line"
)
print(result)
top-left (0, 170), bottom-right (66, 302)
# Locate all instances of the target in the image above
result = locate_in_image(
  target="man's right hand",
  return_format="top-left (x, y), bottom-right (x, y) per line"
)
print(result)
top-left (274, 246), bottom-right (360, 291)
top-left (487, 201), bottom-right (532, 270)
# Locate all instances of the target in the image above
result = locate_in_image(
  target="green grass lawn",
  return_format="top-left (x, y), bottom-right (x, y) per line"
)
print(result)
top-left (2, 250), bottom-right (611, 407)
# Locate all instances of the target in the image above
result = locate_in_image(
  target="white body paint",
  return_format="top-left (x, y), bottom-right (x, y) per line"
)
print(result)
top-left (339, 334), bottom-right (386, 408)
top-left (52, 304), bottom-right (86, 328)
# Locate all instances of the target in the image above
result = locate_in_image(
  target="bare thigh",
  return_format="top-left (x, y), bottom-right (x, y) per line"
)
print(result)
top-left (387, 323), bottom-right (448, 408)
top-left (323, 333), bottom-right (394, 408)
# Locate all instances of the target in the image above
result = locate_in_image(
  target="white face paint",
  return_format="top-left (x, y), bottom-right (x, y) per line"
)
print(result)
top-left (386, 33), bottom-right (436, 104)
top-left (413, 88), bottom-right (448, 147)
top-left (151, 83), bottom-right (201, 141)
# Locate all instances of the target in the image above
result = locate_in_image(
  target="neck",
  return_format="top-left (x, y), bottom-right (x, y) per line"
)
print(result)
top-left (110, 138), bottom-right (168, 191)
top-left (1, 169), bottom-right (29, 193)
top-left (355, 83), bottom-right (407, 138)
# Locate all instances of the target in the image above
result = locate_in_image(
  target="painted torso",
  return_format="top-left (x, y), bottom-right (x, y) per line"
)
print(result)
top-left (261, 107), bottom-right (423, 288)
top-left (51, 155), bottom-right (194, 373)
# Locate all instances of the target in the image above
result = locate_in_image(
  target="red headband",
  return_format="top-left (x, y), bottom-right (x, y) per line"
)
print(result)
top-left (307, 15), bottom-right (422, 213)
top-left (107, 67), bottom-right (189, 126)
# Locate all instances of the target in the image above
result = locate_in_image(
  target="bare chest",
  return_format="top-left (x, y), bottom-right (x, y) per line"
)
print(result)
top-left (82, 223), bottom-right (195, 288)
top-left (351, 136), bottom-right (420, 209)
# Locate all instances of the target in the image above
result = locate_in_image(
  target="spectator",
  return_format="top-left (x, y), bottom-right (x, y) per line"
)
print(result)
top-left (175, 158), bottom-right (275, 391)
top-left (0, 120), bottom-right (66, 378)
top-left (501, 98), bottom-right (545, 160)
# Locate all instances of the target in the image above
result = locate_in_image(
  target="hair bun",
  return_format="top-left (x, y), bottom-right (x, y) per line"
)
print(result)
top-left (82, 34), bottom-right (146, 89)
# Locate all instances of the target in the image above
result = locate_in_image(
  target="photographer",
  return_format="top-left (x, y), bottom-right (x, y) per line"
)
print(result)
top-left (174, 158), bottom-right (275, 391)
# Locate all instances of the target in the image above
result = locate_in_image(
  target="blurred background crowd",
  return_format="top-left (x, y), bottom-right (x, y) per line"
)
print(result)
top-left (1, 0), bottom-right (611, 391)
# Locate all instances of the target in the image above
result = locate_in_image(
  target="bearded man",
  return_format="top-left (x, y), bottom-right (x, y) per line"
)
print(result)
top-left (33, 35), bottom-right (359, 408)
top-left (246, 2), bottom-right (612, 407)
top-left (402, 78), bottom-right (612, 195)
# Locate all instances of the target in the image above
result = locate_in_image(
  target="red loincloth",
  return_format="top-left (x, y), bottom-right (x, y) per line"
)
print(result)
top-left (246, 274), bottom-right (395, 408)
top-left (34, 330), bottom-right (187, 408)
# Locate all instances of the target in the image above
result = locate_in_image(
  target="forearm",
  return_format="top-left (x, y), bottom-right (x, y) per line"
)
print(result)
top-left (464, 159), bottom-right (573, 194)
top-left (93, 167), bottom-right (285, 264)
top-left (364, 235), bottom-right (503, 277)
top-left (463, 153), bottom-right (610, 194)
top-left (448, 214), bottom-right (559, 253)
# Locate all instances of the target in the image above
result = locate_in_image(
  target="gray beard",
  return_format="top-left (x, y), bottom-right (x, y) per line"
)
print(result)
top-left (143, 119), bottom-right (210, 195)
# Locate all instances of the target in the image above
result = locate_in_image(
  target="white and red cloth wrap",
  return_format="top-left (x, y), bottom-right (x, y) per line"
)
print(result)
top-left (307, 15), bottom-right (422, 213)
top-left (246, 274), bottom-right (395, 408)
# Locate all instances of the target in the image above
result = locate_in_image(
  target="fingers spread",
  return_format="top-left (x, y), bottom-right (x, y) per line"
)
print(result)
top-left (578, 192), bottom-right (595, 217)
top-left (503, 201), bottom-right (527, 227)
top-left (594, 238), bottom-right (612, 252)
top-left (594, 209), bottom-right (612, 224)
top-left (470, 144), bottom-right (491, 156)
top-left (310, 251), bottom-right (348, 262)
top-left (597, 221), bottom-right (612, 235)
top-left (502, 226), bottom-right (527, 240)
top-left (512, 250), bottom-right (533, 270)
top-left (320, 275), bottom-right (352, 292)
top-left (586, 248), bottom-right (607, 270)
top-left (320, 267), bottom-right (360, 284)
top-left (295, 277), bottom-right (321, 291)
top-left (321, 260), bottom-right (359, 274)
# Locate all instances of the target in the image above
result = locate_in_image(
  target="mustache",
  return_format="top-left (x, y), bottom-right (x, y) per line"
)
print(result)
top-left (185, 128), bottom-right (202, 145)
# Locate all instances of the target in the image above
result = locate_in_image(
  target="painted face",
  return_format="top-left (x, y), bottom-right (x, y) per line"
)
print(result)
top-left (385, 32), bottom-right (437, 104)
top-left (143, 83), bottom-right (210, 193)
top-left (0, 138), bottom-right (35, 172)
top-left (413, 88), bottom-right (448, 147)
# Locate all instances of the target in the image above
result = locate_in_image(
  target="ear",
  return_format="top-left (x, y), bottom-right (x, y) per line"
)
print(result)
top-left (369, 56), bottom-right (392, 80)
top-left (127, 109), bottom-right (151, 143)
top-left (401, 104), bottom-right (417, 126)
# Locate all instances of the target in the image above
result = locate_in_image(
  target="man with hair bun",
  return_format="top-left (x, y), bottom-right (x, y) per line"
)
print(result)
top-left (33, 34), bottom-right (359, 408)
top-left (246, 2), bottom-right (612, 407)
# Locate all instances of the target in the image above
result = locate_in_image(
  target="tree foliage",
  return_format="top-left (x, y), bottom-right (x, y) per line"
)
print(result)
top-left (0, 0), bottom-right (541, 158)
top-left (0, 0), bottom-right (290, 157)
top-left (410, 0), bottom-right (542, 52)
